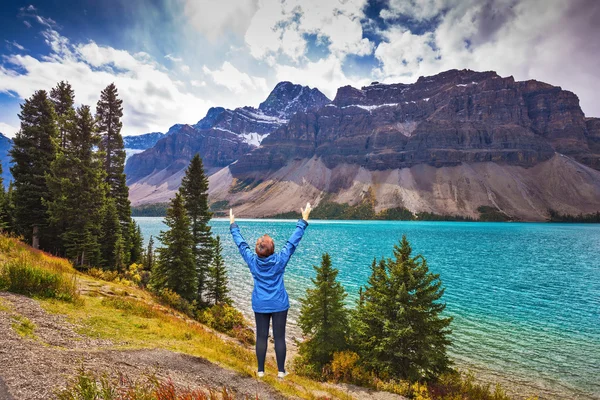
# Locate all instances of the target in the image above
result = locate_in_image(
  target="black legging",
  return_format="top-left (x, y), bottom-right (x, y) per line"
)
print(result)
top-left (254, 310), bottom-right (288, 373)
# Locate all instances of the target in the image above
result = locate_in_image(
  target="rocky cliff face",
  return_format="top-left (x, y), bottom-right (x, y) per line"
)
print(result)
top-left (231, 69), bottom-right (599, 178)
top-left (124, 125), bottom-right (254, 185)
top-left (126, 82), bottom-right (330, 202)
top-left (190, 81), bottom-right (331, 146)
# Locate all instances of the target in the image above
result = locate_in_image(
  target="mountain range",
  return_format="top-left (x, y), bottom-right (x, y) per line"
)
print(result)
top-left (127, 69), bottom-right (600, 221)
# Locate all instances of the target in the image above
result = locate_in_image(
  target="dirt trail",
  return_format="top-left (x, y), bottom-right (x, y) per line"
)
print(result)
top-left (0, 292), bottom-right (286, 400)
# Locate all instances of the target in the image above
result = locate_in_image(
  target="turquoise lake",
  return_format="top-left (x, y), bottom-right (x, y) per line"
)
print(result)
top-left (135, 217), bottom-right (600, 400)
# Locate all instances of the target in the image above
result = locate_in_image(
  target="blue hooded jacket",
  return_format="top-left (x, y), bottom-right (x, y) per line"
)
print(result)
top-left (230, 219), bottom-right (308, 313)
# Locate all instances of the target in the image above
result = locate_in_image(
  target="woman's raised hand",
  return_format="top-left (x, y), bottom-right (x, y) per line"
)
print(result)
top-left (301, 202), bottom-right (312, 221)
top-left (230, 208), bottom-right (235, 225)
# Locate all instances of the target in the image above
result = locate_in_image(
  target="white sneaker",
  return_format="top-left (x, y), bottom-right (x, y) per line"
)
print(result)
top-left (277, 371), bottom-right (288, 379)
top-left (257, 371), bottom-right (264, 378)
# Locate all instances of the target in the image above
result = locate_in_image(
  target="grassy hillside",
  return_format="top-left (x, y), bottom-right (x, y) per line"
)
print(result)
top-left (0, 234), bottom-right (353, 399)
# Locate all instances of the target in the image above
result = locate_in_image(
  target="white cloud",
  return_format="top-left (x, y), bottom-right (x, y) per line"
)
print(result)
top-left (245, 0), bottom-right (372, 63)
top-left (183, 0), bottom-right (259, 41)
top-left (203, 61), bottom-right (268, 95)
top-left (191, 80), bottom-right (206, 87)
top-left (0, 122), bottom-right (19, 138)
top-left (164, 54), bottom-right (182, 62)
top-left (180, 64), bottom-right (190, 73)
top-left (0, 29), bottom-right (212, 136)
top-left (6, 41), bottom-right (26, 51)
top-left (23, 21), bottom-right (32, 28)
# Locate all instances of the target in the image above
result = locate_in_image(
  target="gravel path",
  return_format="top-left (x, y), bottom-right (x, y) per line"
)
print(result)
top-left (0, 292), bottom-right (286, 400)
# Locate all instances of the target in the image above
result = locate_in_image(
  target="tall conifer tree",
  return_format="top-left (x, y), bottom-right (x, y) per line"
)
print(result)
top-left (151, 193), bottom-right (197, 302)
top-left (144, 235), bottom-right (155, 271)
top-left (206, 236), bottom-right (231, 305)
top-left (179, 154), bottom-right (213, 304)
top-left (96, 83), bottom-right (132, 262)
top-left (0, 163), bottom-right (8, 232)
top-left (47, 105), bottom-right (106, 265)
top-left (352, 235), bottom-right (453, 381)
top-left (100, 198), bottom-right (124, 271)
top-left (10, 90), bottom-right (58, 248)
top-left (298, 253), bottom-right (350, 371)
top-left (50, 81), bottom-right (76, 149)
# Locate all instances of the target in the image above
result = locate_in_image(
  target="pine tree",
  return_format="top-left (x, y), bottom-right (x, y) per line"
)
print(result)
top-left (128, 221), bottom-right (144, 264)
top-left (179, 153), bottom-right (213, 304)
top-left (100, 199), bottom-right (125, 271)
top-left (50, 81), bottom-right (76, 149)
top-left (206, 236), bottom-right (231, 305)
top-left (352, 235), bottom-right (453, 382)
top-left (10, 90), bottom-right (59, 249)
top-left (151, 193), bottom-right (197, 302)
top-left (96, 83), bottom-right (133, 263)
top-left (0, 163), bottom-right (8, 232)
top-left (0, 182), bottom-right (16, 234)
top-left (46, 105), bottom-right (107, 265)
top-left (144, 235), bottom-right (155, 271)
top-left (298, 253), bottom-right (350, 371)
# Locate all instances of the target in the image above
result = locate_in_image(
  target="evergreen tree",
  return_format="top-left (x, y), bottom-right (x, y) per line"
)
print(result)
top-left (0, 182), bottom-right (16, 234)
top-left (10, 90), bottom-right (59, 248)
top-left (128, 221), bottom-right (144, 264)
top-left (100, 199), bottom-right (125, 271)
top-left (206, 236), bottom-right (231, 305)
top-left (352, 235), bottom-right (453, 382)
top-left (0, 163), bottom-right (8, 232)
top-left (144, 235), bottom-right (155, 271)
top-left (151, 193), bottom-right (197, 302)
top-left (96, 83), bottom-right (132, 263)
top-left (46, 105), bottom-right (106, 265)
top-left (50, 81), bottom-right (76, 149)
top-left (179, 153), bottom-right (213, 304)
top-left (298, 253), bottom-right (350, 371)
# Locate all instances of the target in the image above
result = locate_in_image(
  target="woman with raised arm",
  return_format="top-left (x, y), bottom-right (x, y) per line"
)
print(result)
top-left (229, 203), bottom-right (312, 379)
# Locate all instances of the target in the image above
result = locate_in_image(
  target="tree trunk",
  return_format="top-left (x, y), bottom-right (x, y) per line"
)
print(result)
top-left (32, 225), bottom-right (39, 249)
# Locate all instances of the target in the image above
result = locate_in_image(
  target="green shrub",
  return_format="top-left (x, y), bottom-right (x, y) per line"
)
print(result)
top-left (0, 258), bottom-right (78, 301)
top-left (154, 288), bottom-right (194, 317)
top-left (197, 304), bottom-right (254, 345)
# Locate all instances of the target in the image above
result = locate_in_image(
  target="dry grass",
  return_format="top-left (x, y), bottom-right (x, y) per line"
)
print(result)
top-left (0, 233), bottom-right (352, 399)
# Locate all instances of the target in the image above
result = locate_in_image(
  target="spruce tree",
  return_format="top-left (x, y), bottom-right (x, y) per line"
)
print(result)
top-left (298, 253), bottom-right (350, 371)
top-left (50, 81), bottom-right (76, 149)
top-left (47, 105), bottom-right (106, 265)
top-left (144, 235), bottom-right (155, 271)
top-left (127, 220), bottom-right (144, 264)
top-left (100, 199), bottom-right (125, 271)
top-left (10, 90), bottom-right (58, 248)
top-left (179, 153), bottom-right (213, 304)
top-left (0, 163), bottom-right (7, 232)
top-left (96, 83), bottom-right (133, 265)
top-left (0, 182), bottom-right (16, 234)
top-left (151, 193), bottom-right (197, 302)
top-left (352, 235), bottom-right (453, 382)
top-left (206, 236), bottom-right (231, 305)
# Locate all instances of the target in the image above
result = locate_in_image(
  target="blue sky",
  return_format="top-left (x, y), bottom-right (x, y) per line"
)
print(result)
top-left (0, 0), bottom-right (599, 137)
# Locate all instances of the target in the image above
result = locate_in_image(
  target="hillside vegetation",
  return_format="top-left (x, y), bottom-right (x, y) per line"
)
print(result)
top-left (0, 233), bottom-right (354, 399)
